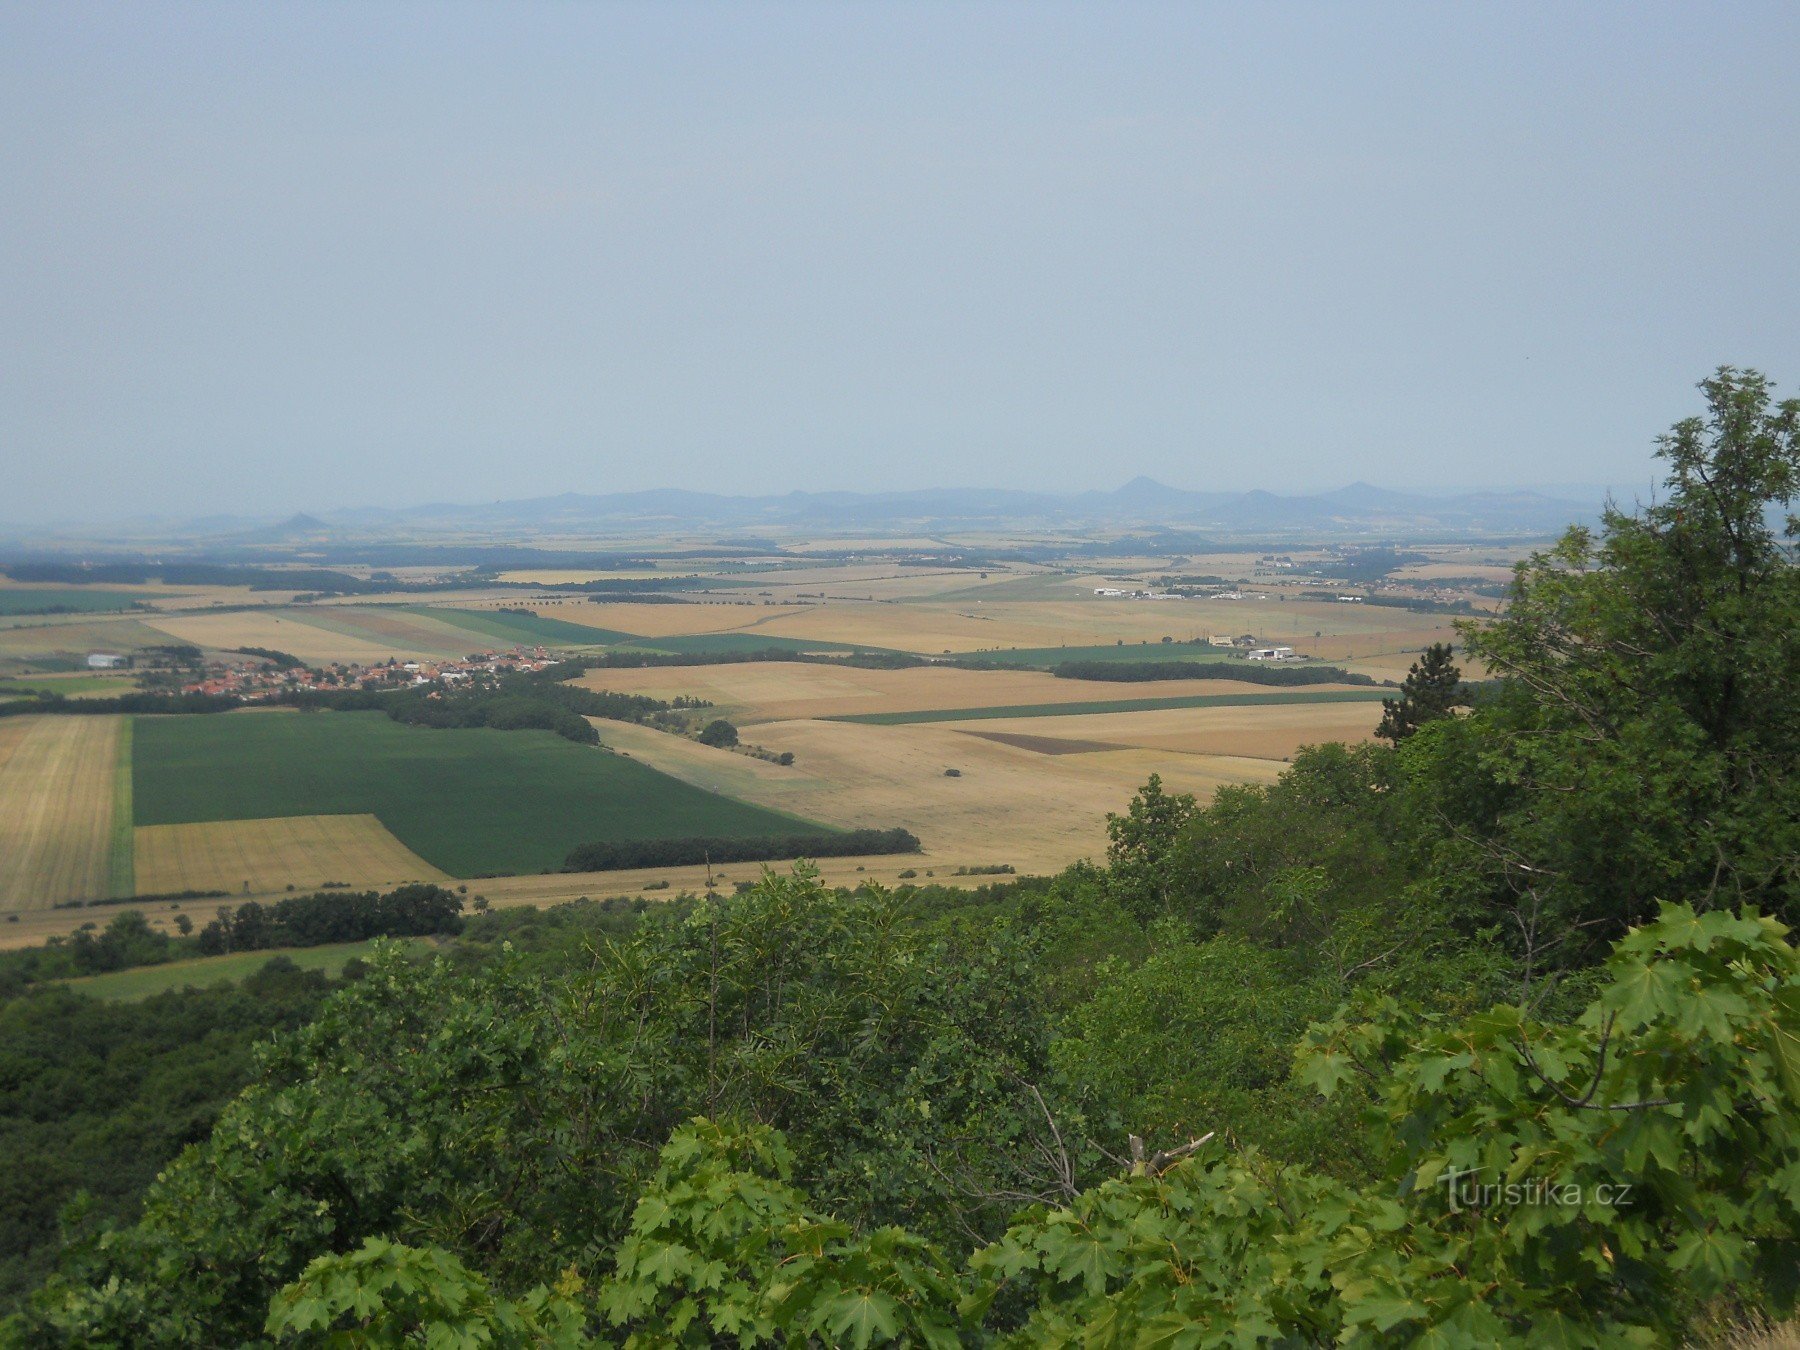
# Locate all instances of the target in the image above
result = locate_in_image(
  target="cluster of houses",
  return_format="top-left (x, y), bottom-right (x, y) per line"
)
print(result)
top-left (180, 646), bottom-right (558, 699)
top-left (1092, 587), bottom-right (1270, 602)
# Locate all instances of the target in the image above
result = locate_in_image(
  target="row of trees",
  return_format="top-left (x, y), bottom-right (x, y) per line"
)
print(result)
top-left (196, 884), bottom-right (465, 955)
top-left (562, 827), bottom-right (921, 873)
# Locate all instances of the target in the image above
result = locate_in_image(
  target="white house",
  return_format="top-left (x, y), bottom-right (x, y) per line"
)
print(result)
top-left (1244, 646), bottom-right (1297, 662)
top-left (86, 653), bottom-right (127, 669)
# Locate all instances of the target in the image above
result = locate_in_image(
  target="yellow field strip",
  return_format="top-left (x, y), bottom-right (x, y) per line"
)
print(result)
top-left (0, 715), bottom-right (125, 910)
top-left (133, 814), bottom-right (450, 897)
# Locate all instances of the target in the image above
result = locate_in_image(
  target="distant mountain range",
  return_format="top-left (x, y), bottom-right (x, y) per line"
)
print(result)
top-left (302, 478), bottom-right (1600, 539)
top-left (3, 480), bottom-right (1608, 547)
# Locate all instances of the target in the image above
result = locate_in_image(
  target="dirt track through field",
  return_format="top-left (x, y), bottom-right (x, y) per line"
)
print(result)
top-left (0, 715), bottom-right (125, 909)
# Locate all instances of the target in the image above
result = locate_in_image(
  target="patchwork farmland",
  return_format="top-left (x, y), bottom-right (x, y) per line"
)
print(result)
top-left (0, 539), bottom-right (1489, 937)
top-left (132, 711), bottom-right (830, 879)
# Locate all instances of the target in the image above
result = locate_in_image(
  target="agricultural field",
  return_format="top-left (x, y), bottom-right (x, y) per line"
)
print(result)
top-left (0, 588), bottom-right (155, 615)
top-left (572, 661), bottom-right (1343, 724)
top-left (0, 542), bottom-right (1492, 939)
top-left (829, 688), bottom-right (1391, 726)
top-left (528, 600), bottom-right (812, 639)
top-left (0, 715), bottom-right (129, 909)
top-left (143, 610), bottom-right (424, 664)
top-left (0, 673), bottom-right (139, 700)
top-left (132, 710), bottom-right (829, 879)
top-left (946, 698), bottom-right (1390, 760)
top-left (397, 605), bottom-right (634, 647)
top-left (0, 616), bottom-right (179, 665)
top-left (958, 640), bottom-right (1241, 666)
top-left (133, 814), bottom-right (448, 896)
top-left (589, 715), bottom-right (1287, 876)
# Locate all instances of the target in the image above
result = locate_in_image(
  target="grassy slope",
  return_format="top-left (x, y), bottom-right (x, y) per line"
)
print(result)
top-left (407, 606), bottom-right (635, 647)
top-left (133, 711), bottom-right (828, 876)
top-left (109, 717), bottom-right (134, 898)
top-left (59, 939), bottom-right (422, 1001)
top-left (831, 688), bottom-right (1393, 725)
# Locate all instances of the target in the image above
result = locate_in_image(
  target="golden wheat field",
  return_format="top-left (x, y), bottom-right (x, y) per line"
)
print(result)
top-left (588, 714), bottom-right (1286, 873)
top-left (956, 699), bottom-right (1387, 762)
top-left (0, 715), bottom-right (125, 909)
top-left (133, 814), bottom-right (448, 896)
top-left (573, 660), bottom-right (1364, 724)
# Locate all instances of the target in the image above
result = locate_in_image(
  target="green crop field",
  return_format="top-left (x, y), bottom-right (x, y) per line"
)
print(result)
top-left (0, 588), bottom-right (157, 616)
top-left (0, 675), bottom-right (140, 699)
top-left (60, 938), bottom-right (427, 1002)
top-left (133, 711), bottom-right (830, 876)
top-left (831, 688), bottom-right (1393, 725)
top-left (952, 641), bottom-right (1241, 667)
top-left (632, 632), bottom-right (886, 656)
top-left (406, 606), bottom-right (635, 647)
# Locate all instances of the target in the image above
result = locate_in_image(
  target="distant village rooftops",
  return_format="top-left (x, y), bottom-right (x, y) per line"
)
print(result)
top-left (179, 645), bottom-right (555, 700)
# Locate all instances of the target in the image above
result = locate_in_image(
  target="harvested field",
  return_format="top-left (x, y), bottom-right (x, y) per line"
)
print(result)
top-left (733, 594), bottom-right (1455, 656)
top-left (962, 699), bottom-right (1387, 762)
top-left (573, 661), bottom-right (1331, 724)
top-left (588, 716), bottom-right (1283, 874)
top-left (0, 715), bottom-right (127, 909)
top-left (133, 814), bottom-right (449, 896)
top-left (283, 606), bottom-right (477, 657)
top-left (0, 616), bottom-right (177, 661)
top-left (146, 611), bottom-right (408, 663)
top-left (958, 641), bottom-right (1241, 667)
top-left (835, 688), bottom-right (1390, 726)
top-left (1393, 562), bottom-right (1523, 582)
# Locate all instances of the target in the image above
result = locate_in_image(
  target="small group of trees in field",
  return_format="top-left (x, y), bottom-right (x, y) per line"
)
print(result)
top-left (196, 884), bottom-right (465, 955)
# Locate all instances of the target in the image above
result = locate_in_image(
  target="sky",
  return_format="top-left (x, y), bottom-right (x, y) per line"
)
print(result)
top-left (2, 2), bottom-right (1797, 524)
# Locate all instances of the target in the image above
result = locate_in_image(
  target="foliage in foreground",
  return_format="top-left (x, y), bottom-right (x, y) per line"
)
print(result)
top-left (16, 896), bottom-right (1800, 1347)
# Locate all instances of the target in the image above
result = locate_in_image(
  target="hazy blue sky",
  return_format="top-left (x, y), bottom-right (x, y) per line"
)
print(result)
top-left (3, 2), bottom-right (1796, 522)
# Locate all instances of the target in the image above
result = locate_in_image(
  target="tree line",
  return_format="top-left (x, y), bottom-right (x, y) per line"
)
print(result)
top-left (195, 884), bottom-right (465, 955)
top-left (562, 827), bottom-right (922, 873)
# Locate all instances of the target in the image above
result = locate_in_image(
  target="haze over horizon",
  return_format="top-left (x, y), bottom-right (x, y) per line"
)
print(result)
top-left (4, 2), bottom-right (1796, 525)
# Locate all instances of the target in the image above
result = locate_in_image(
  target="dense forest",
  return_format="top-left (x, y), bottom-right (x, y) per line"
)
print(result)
top-left (3, 370), bottom-right (1797, 1345)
